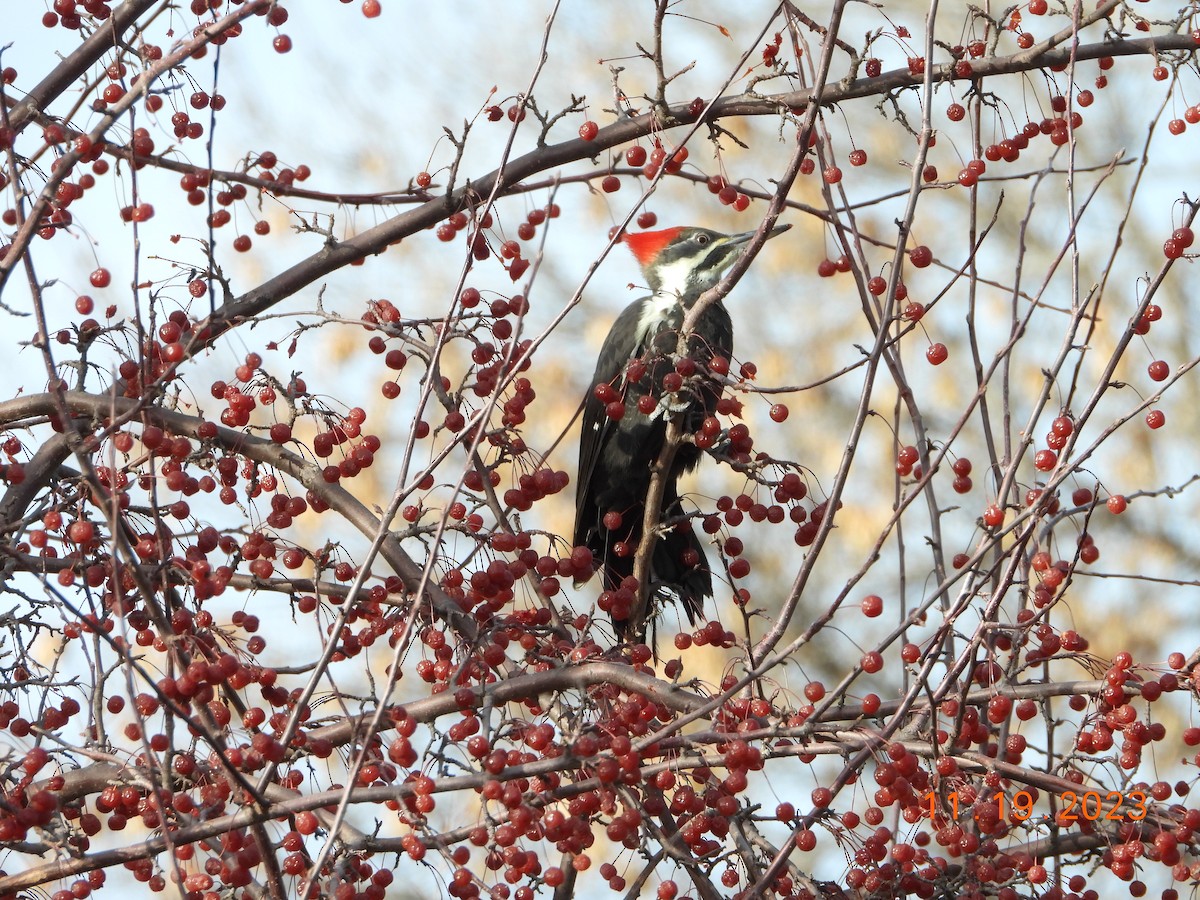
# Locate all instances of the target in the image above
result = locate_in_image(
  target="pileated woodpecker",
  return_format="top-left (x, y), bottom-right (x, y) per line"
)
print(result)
top-left (574, 223), bottom-right (791, 639)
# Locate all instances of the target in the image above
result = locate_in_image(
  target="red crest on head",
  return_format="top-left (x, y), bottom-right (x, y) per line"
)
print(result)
top-left (622, 227), bottom-right (684, 266)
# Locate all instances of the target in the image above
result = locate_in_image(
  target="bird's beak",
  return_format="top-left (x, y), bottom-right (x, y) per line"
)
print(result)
top-left (728, 222), bottom-right (792, 246)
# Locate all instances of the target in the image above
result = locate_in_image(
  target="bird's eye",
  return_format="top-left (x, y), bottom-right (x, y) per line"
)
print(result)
top-left (694, 234), bottom-right (709, 245)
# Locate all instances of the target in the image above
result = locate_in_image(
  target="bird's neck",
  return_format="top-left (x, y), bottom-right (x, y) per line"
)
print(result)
top-left (647, 256), bottom-right (714, 305)
top-left (635, 293), bottom-right (682, 346)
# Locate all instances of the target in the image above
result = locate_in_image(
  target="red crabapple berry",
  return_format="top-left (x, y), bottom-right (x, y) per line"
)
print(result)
top-left (848, 149), bottom-right (867, 166)
top-left (909, 245), bottom-right (932, 267)
top-left (1145, 409), bottom-right (1165, 429)
top-left (601, 175), bottom-right (620, 193)
top-left (1147, 360), bottom-right (1169, 381)
top-left (926, 343), bottom-right (948, 365)
top-left (1034, 449), bottom-right (1057, 471)
top-left (823, 165), bottom-right (842, 184)
top-left (1107, 494), bottom-right (1126, 514)
top-left (90, 267), bottom-right (111, 288)
top-left (578, 120), bottom-right (599, 141)
top-left (362, 0), bottom-right (382, 16)
top-left (861, 594), bottom-right (883, 617)
top-left (983, 504), bottom-right (1004, 528)
top-left (769, 403), bottom-right (788, 422)
top-left (67, 519), bottom-right (95, 544)
top-left (946, 103), bottom-right (966, 122)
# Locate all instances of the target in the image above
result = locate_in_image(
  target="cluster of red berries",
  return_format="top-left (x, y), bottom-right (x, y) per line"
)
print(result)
top-left (39, 0), bottom-right (114, 29)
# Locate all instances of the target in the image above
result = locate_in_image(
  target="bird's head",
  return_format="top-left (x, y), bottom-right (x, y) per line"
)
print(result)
top-left (623, 223), bottom-right (791, 302)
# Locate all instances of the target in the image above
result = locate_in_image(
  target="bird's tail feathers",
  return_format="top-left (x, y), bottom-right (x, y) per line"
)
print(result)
top-left (652, 522), bottom-right (710, 626)
top-left (577, 500), bottom-right (711, 639)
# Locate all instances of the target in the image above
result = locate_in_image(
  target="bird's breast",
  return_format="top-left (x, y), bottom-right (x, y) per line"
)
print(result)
top-left (633, 295), bottom-right (682, 348)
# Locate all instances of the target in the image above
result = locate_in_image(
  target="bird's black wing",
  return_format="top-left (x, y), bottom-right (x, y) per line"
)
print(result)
top-left (573, 300), bottom-right (648, 550)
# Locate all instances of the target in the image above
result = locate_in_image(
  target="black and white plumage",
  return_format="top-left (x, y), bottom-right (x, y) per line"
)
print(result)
top-left (573, 224), bottom-right (790, 639)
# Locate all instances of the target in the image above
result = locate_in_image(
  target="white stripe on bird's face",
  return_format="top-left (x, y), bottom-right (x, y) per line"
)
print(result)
top-left (650, 254), bottom-right (702, 301)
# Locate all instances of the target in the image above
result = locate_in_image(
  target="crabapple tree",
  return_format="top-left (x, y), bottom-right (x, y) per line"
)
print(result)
top-left (2, 1), bottom-right (1200, 899)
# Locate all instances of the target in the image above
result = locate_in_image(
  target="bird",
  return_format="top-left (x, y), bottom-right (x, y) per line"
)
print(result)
top-left (573, 223), bottom-right (791, 640)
